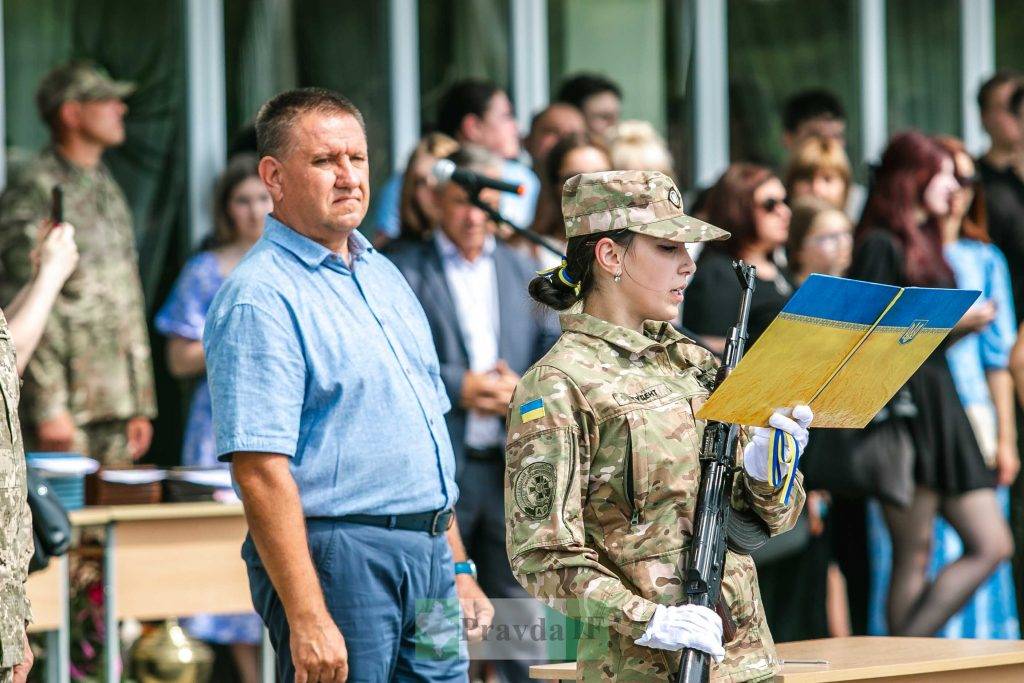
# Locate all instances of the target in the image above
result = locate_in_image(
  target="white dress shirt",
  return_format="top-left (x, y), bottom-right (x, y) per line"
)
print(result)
top-left (434, 231), bottom-right (503, 448)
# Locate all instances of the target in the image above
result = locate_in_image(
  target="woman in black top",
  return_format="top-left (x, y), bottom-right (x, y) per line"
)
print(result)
top-left (850, 131), bottom-right (1012, 636)
top-left (682, 163), bottom-right (794, 354)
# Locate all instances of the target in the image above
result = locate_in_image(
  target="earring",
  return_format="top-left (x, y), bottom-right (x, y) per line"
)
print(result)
top-left (614, 272), bottom-right (622, 283)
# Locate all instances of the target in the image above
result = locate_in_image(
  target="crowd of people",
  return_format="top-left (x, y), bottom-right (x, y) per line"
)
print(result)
top-left (2, 57), bottom-right (1024, 682)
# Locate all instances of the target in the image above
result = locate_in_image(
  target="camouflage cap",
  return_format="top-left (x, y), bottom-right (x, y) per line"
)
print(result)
top-left (561, 170), bottom-right (730, 244)
top-left (36, 61), bottom-right (135, 122)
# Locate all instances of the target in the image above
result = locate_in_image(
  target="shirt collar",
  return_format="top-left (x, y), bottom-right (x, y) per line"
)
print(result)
top-left (263, 214), bottom-right (374, 269)
top-left (559, 312), bottom-right (687, 355)
top-left (45, 146), bottom-right (103, 180)
top-left (434, 230), bottom-right (496, 263)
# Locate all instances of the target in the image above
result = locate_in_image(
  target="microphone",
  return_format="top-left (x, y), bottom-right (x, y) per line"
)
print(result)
top-left (432, 159), bottom-right (525, 195)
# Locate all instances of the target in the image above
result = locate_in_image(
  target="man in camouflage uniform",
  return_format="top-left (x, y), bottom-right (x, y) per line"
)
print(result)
top-left (0, 61), bottom-right (156, 466)
top-left (504, 171), bottom-right (810, 681)
top-left (0, 314), bottom-right (34, 682)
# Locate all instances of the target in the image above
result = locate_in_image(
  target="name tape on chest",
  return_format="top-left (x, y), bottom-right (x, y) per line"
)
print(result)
top-left (613, 383), bottom-right (668, 406)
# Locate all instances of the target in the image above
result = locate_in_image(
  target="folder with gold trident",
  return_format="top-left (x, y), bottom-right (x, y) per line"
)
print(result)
top-left (695, 274), bottom-right (981, 429)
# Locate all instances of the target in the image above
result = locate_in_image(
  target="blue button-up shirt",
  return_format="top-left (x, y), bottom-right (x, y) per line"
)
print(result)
top-left (204, 215), bottom-right (458, 516)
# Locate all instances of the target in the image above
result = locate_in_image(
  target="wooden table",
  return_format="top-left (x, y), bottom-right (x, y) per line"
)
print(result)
top-left (99, 502), bottom-right (251, 621)
top-left (28, 502), bottom-right (266, 683)
top-left (26, 555), bottom-right (69, 683)
top-left (87, 503), bottom-right (254, 683)
top-left (529, 637), bottom-right (1024, 681)
top-left (27, 556), bottom-right (68, 633)
top-left (773, 637), bottom-right (1024, 681)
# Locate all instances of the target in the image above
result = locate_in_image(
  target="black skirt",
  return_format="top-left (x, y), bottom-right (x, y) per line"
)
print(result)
top-left (907, 352), bottom-right (995, 494)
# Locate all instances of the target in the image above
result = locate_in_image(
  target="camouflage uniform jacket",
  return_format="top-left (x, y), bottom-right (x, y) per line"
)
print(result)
top-left (505, 313), bottom-right (805, 682)
top-left (0, 312), bottom-right (33, 667)
top-left (0, 148), bottom-right (156, 427)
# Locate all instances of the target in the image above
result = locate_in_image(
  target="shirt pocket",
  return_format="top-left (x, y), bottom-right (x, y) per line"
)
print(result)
top-left (620, 375), bottom-right (708, 528)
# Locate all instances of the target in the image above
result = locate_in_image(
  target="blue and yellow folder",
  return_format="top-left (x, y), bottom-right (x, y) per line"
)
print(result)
top-left (695, 274), bottom-right (980, 429)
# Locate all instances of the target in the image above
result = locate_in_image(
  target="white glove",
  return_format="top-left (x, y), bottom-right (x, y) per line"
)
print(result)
top-left (743, 405), bottom-right (813, 483)
top-left (634, 604), bottom-right (725, 662)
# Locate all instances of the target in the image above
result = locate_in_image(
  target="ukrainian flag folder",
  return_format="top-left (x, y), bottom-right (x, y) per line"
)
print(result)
top-left (695, 274), bottom-right (980, 429)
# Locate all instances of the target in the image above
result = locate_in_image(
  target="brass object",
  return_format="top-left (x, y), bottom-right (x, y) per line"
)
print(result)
top-left (130, 619), bottom-right (213, 682)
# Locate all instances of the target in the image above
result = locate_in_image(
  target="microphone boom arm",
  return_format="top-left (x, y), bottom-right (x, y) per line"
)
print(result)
top-left (469, 193), bottom-right (567, 260)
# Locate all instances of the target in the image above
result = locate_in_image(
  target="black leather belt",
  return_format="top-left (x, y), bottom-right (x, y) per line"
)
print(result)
top-left (330, 509), bottom-right (454, 536)
top-left (466, 446), bottom-right (503, 460)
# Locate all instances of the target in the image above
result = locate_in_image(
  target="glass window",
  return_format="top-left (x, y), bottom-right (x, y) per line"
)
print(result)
top-left (224, 0), bottom-right (393, 192)
top-left (418, 0), bottom-right (511, 130)
top-left (995, 0), bottom-right (1024, 71)
top-left (547, 0), bottom-right (694, 189)
top-left (886, 0), bottom-right (961, 137)
top-left (727, 0), bottom-right (861, 175)
top-left (3, 0), bottom-right (73, 164)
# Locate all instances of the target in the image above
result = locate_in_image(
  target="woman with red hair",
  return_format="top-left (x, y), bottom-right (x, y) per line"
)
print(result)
top-left (851, 131), bottom-right (1013, 636)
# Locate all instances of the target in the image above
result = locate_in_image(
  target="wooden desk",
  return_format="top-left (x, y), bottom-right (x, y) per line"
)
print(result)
top-left (74, 502), bottom-right (250, 683)
top-left (774, 637), bottom-right (1024, 682)
top-left (100, 503), bottom-right (251, 620)
top-left (529, 637), bottom-right (1024, 681)
top-left (32, 503), bottom-right (257, 683)
top-left (27, 556), bottom-right (67, 633)
top-left (27, 555), bottom-right (70, 683)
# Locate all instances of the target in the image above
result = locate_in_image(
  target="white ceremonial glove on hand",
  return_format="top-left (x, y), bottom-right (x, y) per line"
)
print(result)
top-left (743, 405), bottom-right (813, 483)
top-left (634, 604), bottom-right (726, 662)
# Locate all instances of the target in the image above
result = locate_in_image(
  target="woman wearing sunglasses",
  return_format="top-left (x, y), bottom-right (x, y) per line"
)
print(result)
top-left (682, 163), bottom-right (794, 354)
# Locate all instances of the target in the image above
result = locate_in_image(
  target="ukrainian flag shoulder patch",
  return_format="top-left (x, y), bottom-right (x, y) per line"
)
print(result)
top-left (519, 398), bottom-right (546, 423)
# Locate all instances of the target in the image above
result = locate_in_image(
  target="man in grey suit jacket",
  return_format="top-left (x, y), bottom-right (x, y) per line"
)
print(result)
top-left (386, 146), bottom-right (556, 681)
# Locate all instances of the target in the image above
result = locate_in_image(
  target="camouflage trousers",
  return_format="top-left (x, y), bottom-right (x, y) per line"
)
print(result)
top-left (73, 419), bottom-right (132, 467)
top-left (0, 667), bottom-right (11, 683)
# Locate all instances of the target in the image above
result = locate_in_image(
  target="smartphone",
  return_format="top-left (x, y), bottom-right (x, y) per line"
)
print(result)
top-left (42, 185), bottom-right (63, 241)
top-left (51, 185), bottom-right (63, 225)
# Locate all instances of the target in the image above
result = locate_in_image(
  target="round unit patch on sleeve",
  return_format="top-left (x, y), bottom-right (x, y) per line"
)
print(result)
top-left (513, 461), bottom-right (556, 520)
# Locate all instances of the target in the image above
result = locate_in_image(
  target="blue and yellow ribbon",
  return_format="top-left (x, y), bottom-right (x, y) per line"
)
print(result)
top-left (769, 428), bottom-right (802, 505)
top-left (537, 260), bottom-right (582, 297)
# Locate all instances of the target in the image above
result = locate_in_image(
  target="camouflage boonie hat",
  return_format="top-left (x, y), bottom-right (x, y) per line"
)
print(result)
top-left (36, 61), bottom-right (135, 122)
top-left (562, 170), bottom-right (730, 243)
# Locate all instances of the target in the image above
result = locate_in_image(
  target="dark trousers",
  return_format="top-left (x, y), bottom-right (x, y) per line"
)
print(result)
top-left (831, 496), bottom-right (870, 635)
top-left (243, 520), bottom-right (468, 682)
top-left (457, 457), bottom-right (547, 683)
top-left (1012, 407), bottom-right (1024, 635)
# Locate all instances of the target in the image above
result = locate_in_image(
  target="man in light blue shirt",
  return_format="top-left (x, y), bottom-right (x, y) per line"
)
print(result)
top-left (204, 88), bottom-right (492, 682)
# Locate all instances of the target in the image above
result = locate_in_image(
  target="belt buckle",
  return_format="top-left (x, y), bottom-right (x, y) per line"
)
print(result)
top-left (430, 509), bottom-right (452, 536)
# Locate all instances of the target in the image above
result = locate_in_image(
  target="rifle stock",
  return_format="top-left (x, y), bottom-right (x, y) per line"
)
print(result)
top-left (676, 262), bottom-right (757, 683)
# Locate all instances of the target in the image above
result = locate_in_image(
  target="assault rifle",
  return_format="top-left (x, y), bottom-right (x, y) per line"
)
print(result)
top-left (676, 261), bottom-right (759, 683)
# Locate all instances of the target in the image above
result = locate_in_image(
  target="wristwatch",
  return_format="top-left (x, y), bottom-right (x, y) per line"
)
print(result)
top-left (454, 559), bottom-right (477, 580)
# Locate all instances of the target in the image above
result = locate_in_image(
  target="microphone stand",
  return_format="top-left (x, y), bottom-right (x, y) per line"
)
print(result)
top-left (468, 191), bottom-right (567, 261)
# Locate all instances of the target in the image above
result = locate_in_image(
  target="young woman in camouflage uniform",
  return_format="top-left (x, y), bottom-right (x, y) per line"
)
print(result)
top-left (504, 170), bottom-right (812, 681)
